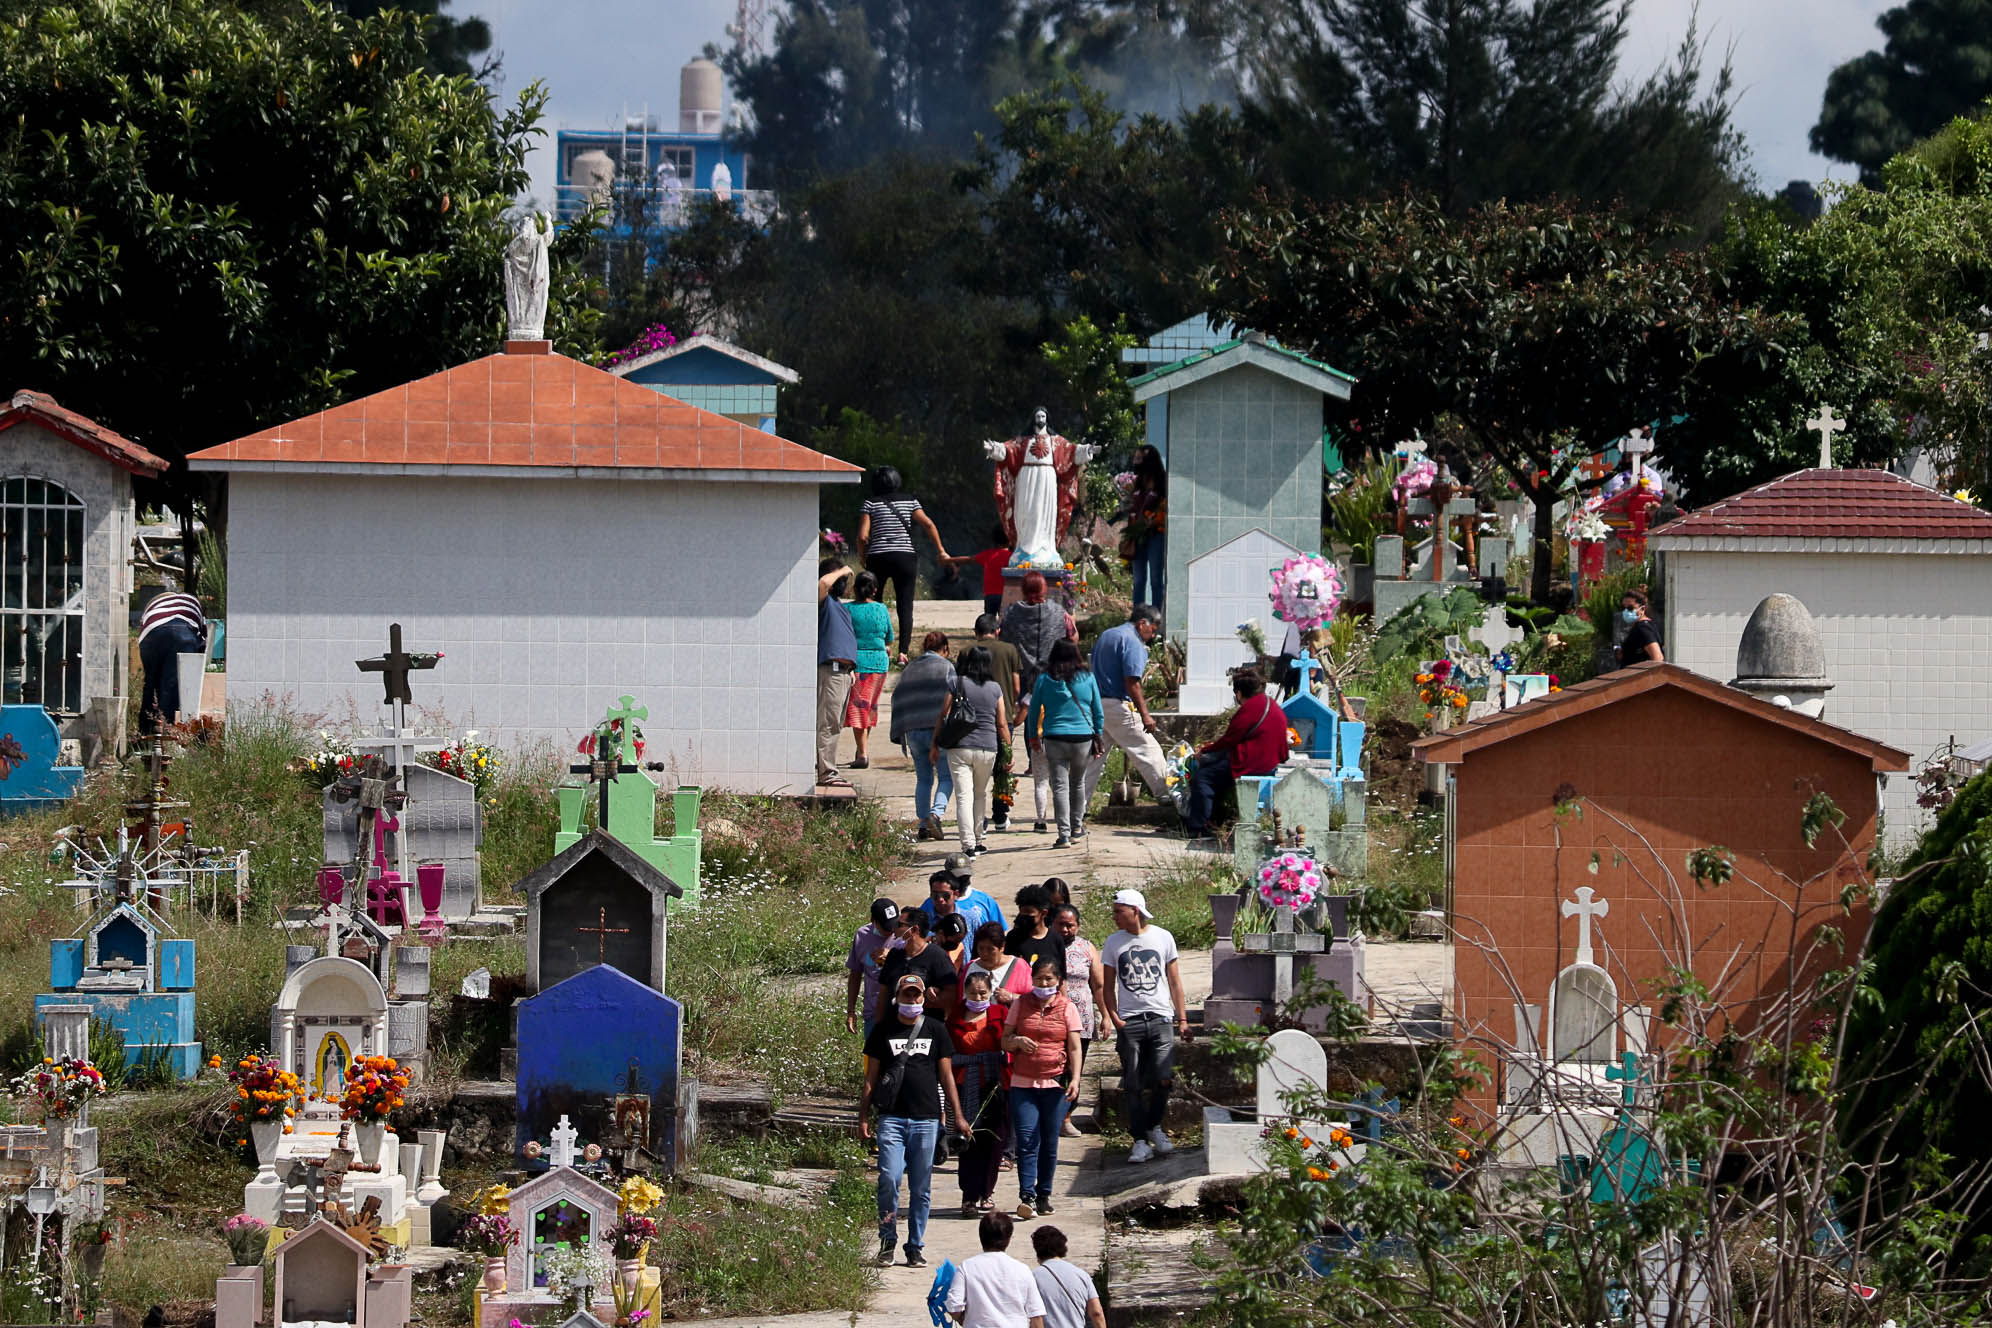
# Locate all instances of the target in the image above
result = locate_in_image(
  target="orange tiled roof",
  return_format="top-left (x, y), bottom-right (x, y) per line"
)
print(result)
top-left (186, 347), bottom-right (859, 475)
top-left (1, 390), bottom-right (169, 476)
top-left (1651, 467), bottom-right (1992, 542)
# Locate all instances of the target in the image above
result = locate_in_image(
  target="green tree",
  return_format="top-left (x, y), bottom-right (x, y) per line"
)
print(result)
top-left (969, 77), bottom-right (1270, 331)
top-left (0, 0), bottom-right (595, 495)
top-left (720, 0), bottom-right (1050, 186)
top-left (1210, 195), bottom-right (1787, 600)
top-left (1811, 0), bottom-right (1992, 186)
top-left (332, 0), bottom-right (495, 79)
top-left (1239, 0), bottom-right (1747, 229)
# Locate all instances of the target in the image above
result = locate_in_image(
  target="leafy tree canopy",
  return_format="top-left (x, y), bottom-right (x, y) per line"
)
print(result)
top-left (1811, 0), bottom-right (1992, 186)
top-left (331, 0), bottom-right (495, 79)
top-left (1210, 194), bottom-right (1787, 598)
top-left (1238, 0), bottom-right (1748, 230)
top-left (0, 0), bottom-right (595, 496)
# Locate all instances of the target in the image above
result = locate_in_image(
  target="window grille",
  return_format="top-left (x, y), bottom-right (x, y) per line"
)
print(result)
top-left (1, 476), bottom-right (86, 714)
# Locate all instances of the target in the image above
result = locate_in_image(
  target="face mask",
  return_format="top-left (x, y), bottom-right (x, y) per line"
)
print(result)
top-left (964, 999), bottom-right (992, 1014)
top-left (887, 935), bottom-right (907, 950)
top-left (1620, 608), bottom-right (1639, 624)
top-left (1031, 985), bottom-right (1059, 1000)
top-left (896, 1001), bottom-right (925, 1019)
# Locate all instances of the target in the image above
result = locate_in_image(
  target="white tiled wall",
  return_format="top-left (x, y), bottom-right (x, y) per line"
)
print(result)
top-left (225, 473), bottom-right (821, 793)
top-left (1663, 549), bottom-right (1992, 843)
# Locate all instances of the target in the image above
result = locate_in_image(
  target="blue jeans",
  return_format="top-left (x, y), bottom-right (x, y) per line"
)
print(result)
top-left (875, 1115), bottom-right (940, 1253)
top-left (904, 727), bottom-right (952, 819)
top-left (1131, 534), bottom-right (1165, 613)
top-left (1009, 1086), bottom-right (1068, 1202)
top-left (1185, 751), bottom-right (1232, 834)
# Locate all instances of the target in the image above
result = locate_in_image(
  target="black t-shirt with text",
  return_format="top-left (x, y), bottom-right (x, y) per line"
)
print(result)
top-left (1004, 925), bottom-right (1068, 981)
top-left (878, 943), bottom-right (961, 1021)
top-left (864, 1016), bottom-right (956, 1119)
top-left (1617, 619), bottom-right (1662, 670)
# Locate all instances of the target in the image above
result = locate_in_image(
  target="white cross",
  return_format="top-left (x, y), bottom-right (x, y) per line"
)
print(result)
top-left (1622, 427), bottom-right (1654, 480)
top-left (1395, 435), bottom-right (1428, 462)
top-left (1561, 886), bottom-right (1609, 968)
top-left (1806, 405), bottom-right (1846, 469)
top-left (549, 1115), bottom-right (578, 1169)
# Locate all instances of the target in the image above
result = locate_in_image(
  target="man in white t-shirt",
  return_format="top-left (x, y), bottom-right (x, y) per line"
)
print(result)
top-left (1099, 888), bottom-right (1190, 1164)
top-left (947, 1211), bottom-right (1046, 1328)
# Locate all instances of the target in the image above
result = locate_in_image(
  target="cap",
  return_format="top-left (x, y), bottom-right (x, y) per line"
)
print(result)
top-left (871, 898), bottom-right (901, 930)
top-left (894, 971), bottom-right (928, 995)
top-left (944, 852), bottom-right (973, 881)
top-left (1112, 888), bottom-right (1153, 920)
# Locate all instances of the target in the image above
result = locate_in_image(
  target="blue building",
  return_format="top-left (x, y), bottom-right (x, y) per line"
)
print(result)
top-left (608, 334), bottom-right (798, 434)
top-left (552, 58), bottom-right (763, 228)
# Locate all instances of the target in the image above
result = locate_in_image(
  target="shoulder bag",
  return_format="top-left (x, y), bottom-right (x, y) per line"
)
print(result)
top-left (1198, 694), bottom-right (1271, 766)
top-left (935, 677), bottom-right (979, 749)
top-left (872, 1015), bottom-right (933, 1114)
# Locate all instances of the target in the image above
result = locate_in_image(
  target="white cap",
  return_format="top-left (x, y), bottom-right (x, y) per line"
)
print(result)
top-left (1112, 888), bottom-right (1152, 919)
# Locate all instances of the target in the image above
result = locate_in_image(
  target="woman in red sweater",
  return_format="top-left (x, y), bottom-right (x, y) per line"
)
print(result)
top-left (1183, 667), bottom-right (1288, 839)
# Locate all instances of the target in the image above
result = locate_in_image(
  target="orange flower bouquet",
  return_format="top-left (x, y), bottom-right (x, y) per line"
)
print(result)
top-left (339, 1055), bottom-right (410, 1122)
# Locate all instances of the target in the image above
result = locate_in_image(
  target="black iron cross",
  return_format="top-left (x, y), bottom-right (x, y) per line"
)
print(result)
top-left (570, 728), bottom-right (638, 834)
top-left (356, 623), bottom-right (440, 706)
top-left (577, 906), bottom-right (630, 963)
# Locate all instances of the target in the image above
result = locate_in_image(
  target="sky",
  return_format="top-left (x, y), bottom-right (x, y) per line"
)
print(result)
top-left (475, 0), bottom-right (1897, 207)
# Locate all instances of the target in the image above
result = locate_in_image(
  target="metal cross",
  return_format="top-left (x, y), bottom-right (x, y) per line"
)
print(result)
top-left (356, 624), bottom-right (440, 709)
top-left (1561, 886), bottom-right (1609, 967)
top-left (576, 906), bottom-right (630, 963)
top-left (1806, 405), bottom-right (1846, 469)
top-left (1622, 427), bottom-right (1655, 480)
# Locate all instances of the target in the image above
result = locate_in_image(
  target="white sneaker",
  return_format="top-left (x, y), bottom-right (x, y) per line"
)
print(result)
top-left (1146, 1128), bottom-right (1175, 1155)
top-left (1127, 1139), bottom-right (1154, 1164)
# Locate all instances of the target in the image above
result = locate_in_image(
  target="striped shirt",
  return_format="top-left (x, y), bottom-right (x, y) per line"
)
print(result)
top-left (138, 592), bottom-right (203, 645)
top-left (861, 496), bottom-right (922, 555)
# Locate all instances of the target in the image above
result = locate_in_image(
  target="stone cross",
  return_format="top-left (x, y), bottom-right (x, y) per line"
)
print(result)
top-left (1806, 405), bottom-right (1846, 469)
top-left (548, 1115), bottom-right (578, 1169)
top-left (356, 623), bottom-right (439, 710)
top-left (1237, 904), bottom-right (1327, 1004)
top-left (1294, 652), bottom-right (1323, 697)
top-left (1407, 477), bottom-right (1477, 582)
top-left (1562, 886), bottom-right (1609, 967)
top-left (1395, 436), bottom-right (1427, 462)
top-left (1622, 427), bottom-right (1655, 480)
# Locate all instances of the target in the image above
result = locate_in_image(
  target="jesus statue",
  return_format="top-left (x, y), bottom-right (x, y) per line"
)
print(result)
top-left (983, 407), bottom-right (1097, 569)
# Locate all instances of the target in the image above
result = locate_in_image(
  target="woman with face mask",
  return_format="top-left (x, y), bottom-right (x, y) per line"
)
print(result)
top-left (1616, 589), bottom-right (1665, 669)
top-left (1003, 958), bottom-right (1085, 1221)
top-left (950, 970), bottom-right (1009, 1217)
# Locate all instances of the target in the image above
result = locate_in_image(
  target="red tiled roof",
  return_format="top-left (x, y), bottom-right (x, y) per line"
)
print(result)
top-left (1651, 467), bottom-right (1992, 542)
top-left (1411, 662), bottom-right (1910, 772)
top-left (1, 390), bottom-right (169, 476)
top-left (185, 347), bottom-right (860, 476)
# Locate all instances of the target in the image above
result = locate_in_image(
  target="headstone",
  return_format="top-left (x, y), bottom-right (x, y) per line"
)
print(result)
top-left (40, 1005), bottom-right (89, 1063)
top-left (522, 829), bottom-right (683, 995)
top-left (1638, 1239), bottom-right (1713, 1327)
top-left (326, 763), bottom-right (481, 922)
top-left (515, 964), bottom-right (684, 1168)
top-left (0, 705), bottom-right (83, 812)
top-left (502, 1166), bottom-right (620, 1293)
top-left (1256, 1027), bottom-right (1329, 1124)
top-left (460, 967), bottom-right (492, 999)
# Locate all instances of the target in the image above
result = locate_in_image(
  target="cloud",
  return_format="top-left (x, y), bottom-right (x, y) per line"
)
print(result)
top-left (1619, 0), bottom-right (1889, 190)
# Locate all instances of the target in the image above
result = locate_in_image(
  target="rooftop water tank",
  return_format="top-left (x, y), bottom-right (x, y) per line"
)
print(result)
top-left (572, 148), bottom-right (616, 205)
top-left (681, 57), bottom-right (724, 134)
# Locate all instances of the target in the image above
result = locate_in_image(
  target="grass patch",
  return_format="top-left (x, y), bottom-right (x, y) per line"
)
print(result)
top-left (1080, 854), bottom-right (1235, 951)
top-left (1364, 805), bottom-right (1447, 926)
top-left (650, 1166), bottom-right (875, 1316)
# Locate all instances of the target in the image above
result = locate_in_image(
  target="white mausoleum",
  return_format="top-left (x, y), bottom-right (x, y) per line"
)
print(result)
top-left (188, 342), bottom-right (859, 793)
top-left (1651, 466), bottom-right (1992, 840)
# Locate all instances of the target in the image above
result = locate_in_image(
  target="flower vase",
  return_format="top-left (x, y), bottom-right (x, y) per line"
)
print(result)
top-left (616, 1258), bottom-right (641, 1298)
top-left (1208, 893), bottom-right (1242, 942)
top-left (250, 1119), bottom-right (284, 1167)
top-left (416, 862), bottom-right (447, 940)
top-left (355, 1121), bottom-right (385, 1166)
top-left (482, 1257), bottom-right (506, 1294)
